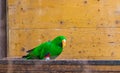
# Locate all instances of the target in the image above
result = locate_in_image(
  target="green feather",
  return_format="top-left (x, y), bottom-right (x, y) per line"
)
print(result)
top-left (22, 36), bottom-right (66, 60)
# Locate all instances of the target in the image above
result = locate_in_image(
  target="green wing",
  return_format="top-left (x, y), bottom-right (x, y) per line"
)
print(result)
top-left (23, 42), bottom-right (50, 59)
top-left (23, 37), bottom-right (64, 60)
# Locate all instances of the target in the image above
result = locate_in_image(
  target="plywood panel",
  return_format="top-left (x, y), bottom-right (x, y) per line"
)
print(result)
top-left (8, 0), bottom-right (120, 29)
top-left (8, 0), bottom-right (120, 59)
top-left (8, 28), bottom-right (120, 59)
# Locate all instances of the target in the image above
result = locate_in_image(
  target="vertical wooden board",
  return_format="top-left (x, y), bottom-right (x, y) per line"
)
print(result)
top-left (0, 0), bottom-right (6, 58)
top-left (8, 0), bottom-right (120, 29)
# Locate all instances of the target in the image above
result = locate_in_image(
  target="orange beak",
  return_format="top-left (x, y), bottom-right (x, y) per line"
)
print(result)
top-left (62, 39), bottom-right (66, 48)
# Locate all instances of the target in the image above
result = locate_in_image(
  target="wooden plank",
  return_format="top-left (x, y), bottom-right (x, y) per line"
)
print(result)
top-left (8, 0), bottom-right (120, 29)
top-left (1, 60), bottom-right (120, 73)
top-left (8, 28), bottom-right (120, 59)
top-left (84, 65), bottom-right (120, 71)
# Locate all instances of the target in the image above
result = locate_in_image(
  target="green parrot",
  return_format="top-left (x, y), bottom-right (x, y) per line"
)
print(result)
top-left (22, 36), bottom-right (66, 60)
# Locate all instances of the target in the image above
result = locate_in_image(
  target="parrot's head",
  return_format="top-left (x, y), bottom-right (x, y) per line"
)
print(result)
top-left (52, 36), bottom-right (66, 48)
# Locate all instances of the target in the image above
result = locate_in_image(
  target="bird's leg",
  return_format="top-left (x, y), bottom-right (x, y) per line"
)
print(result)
top-left (45, 53), bottom-right (50, 61)
top-left (45, 57), bottom-right (50, 61)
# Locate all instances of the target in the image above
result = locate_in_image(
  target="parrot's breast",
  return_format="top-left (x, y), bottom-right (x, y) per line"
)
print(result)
top-left (46, 42), bottom-right (63, 59)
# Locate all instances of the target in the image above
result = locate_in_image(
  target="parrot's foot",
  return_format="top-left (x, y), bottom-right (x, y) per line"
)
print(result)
top-left (45, 57), bottom-right (50, 61)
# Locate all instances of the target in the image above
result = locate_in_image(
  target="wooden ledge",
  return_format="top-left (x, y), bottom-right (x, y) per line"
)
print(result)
top-left (0, 59), bottom-right (120, 73)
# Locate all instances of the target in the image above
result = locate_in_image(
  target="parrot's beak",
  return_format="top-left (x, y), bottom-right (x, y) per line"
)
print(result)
top-left (62, 39), bottom-right (66, 48)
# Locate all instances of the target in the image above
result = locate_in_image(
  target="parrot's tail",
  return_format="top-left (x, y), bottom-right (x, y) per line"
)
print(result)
top-left (22, 55), bottom-right (27, 58)
top-left (22, 56), bottom-right (25, 58)
top-left (22, 54), bottom-right (31, 59)
top-left (22, 54), bottom-right (29, 58)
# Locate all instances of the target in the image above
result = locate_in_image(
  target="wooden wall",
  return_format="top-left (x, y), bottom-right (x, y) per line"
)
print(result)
top-left (8, 0), bottom-right (120, 59)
